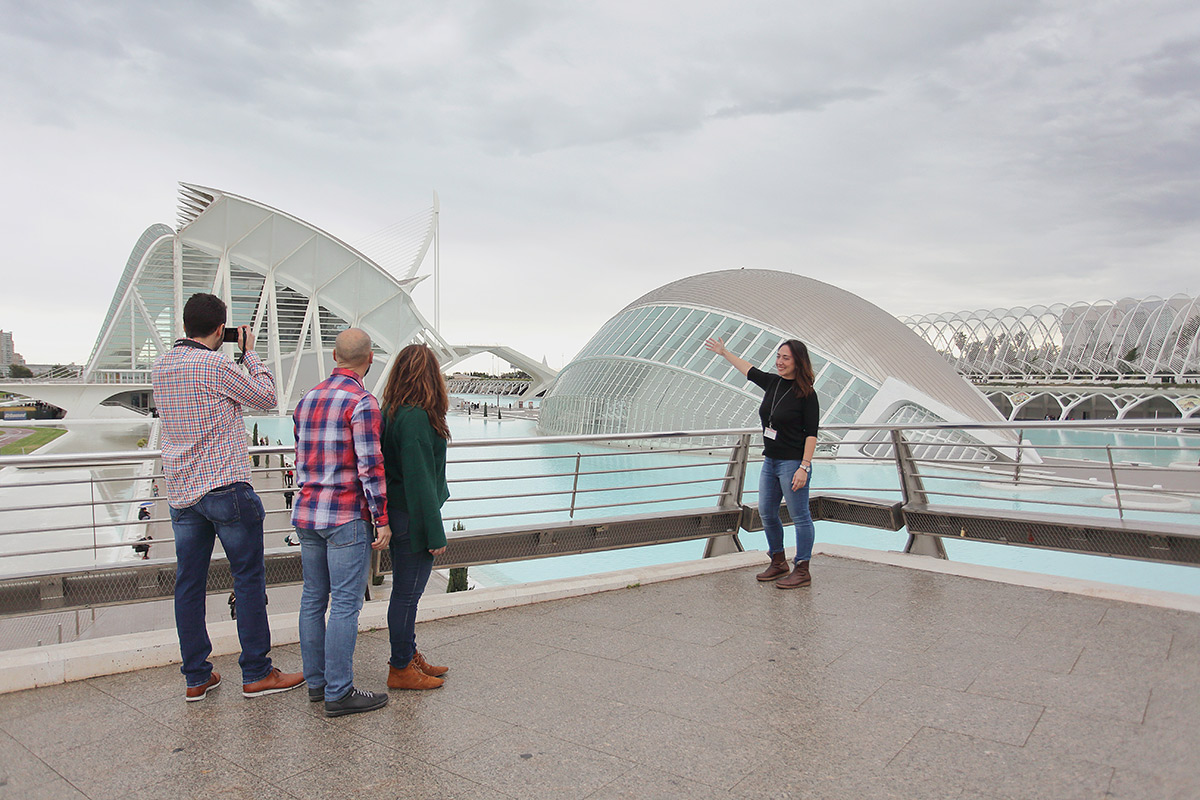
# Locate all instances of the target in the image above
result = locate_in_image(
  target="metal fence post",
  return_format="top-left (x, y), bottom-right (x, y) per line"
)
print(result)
top-left (704, 434), bottom-right (750, 558)
top-left (891, 430), bottom-right (947, 559)
top-left (569, 453), bottom-right (581, 519)
top-left (1106, 445), bottom-right (1125, 520)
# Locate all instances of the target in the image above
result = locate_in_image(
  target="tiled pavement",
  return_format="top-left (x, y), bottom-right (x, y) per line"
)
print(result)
top-left (1, 554), bottom-right (1197, 799)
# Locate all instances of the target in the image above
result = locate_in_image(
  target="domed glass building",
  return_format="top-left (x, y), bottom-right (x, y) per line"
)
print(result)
top-left (539, 269), bottom-right (1015, 461)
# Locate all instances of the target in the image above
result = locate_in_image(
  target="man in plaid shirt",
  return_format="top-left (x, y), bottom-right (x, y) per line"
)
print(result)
top-left (152, 292), bottom-right (304, 702)
top-left (292, 328), bottom-right (392, 717)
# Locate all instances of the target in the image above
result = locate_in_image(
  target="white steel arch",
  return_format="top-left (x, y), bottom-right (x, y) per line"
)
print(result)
top-left (902, 296), bottom-right (1200, 381)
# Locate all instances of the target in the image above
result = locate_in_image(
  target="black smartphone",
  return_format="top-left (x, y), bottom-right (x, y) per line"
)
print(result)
top-left (223, 326), bottom-right (241, 343)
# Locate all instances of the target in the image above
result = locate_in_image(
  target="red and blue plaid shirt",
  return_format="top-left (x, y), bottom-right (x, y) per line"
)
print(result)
top-left (152, 341), bottom-right (278, 508)
top-left (291, 368), bottom-right (389, 530)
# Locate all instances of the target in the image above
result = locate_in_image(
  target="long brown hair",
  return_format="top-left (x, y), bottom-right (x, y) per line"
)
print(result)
top-left (380, 344), bottom-right (451, 439)
top-left (781, 339), bottom-right (815, 398)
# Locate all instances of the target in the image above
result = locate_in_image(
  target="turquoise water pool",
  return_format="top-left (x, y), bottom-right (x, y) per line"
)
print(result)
top-left (249, 412), bottom-right (1200, 596)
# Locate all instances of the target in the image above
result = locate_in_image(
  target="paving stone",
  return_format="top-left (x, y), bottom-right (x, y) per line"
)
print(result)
top-left (883, 726), bottom-right (1114, 800)
top-left (1106, 766), bottom-right (1200, 800)
top-left (0, 679), bottom-right (114, 722)
top-left (410, 630), bottom-right (559, 681)
top-left (433, 672), bottom-right (646, 746)
top-left (968, 661), bottom-right (1151, 725)
top-left (734, 768), bottom-right (964, 800)
top-left (2, 702), bottom-right (163, 758)
top-left (0, 776), bottom-right (88, 800)
top-left (333, 693), bottom-right (517, 764)
top-left (1017, 610), bottom-right (1174, 660)
top-left (276, 738), bottom-right (500, 799)
top-left (575, 708), bottom-right (772, 791)
top-left (116, 756), bottom-right (295, 800)
top-left (622, 608), bottom-right (746, 646)
top-left (496, 610), bottom-right (660, 659)
top-left (1021, 705), bottom-right (1139, 766)
top-left (584, 765), bottom-right (733, 800)
top-left (35, 725), bottom-right (212, 800)
top-left (925, 626), bottom-right (1083, 677)
top-left (86, 662), bottom-right (186, 708)
top-left (825, 639), bottom-right (988, 693)
top-left (729, 703), bottom-right (921, 790)
top-left (856, 679), bottom-right (1044, 746)
top-left (438, 727), bottom-right (633, 800)
top-left (0, 730), bottom-right (61, 800)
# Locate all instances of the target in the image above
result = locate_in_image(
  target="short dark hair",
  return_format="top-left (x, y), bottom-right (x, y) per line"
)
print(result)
top-left (183, 293), bottom-right (227, 339)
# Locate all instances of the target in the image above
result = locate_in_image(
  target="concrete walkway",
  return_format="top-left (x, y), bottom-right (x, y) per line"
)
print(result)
top-left (1, 550), bottom-right (1197, 799)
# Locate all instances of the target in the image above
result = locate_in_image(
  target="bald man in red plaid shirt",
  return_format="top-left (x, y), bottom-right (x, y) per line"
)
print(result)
top-left (292, 328), bottom-right (392, 717)
top-left (152, 293), bottom-right (304, 702)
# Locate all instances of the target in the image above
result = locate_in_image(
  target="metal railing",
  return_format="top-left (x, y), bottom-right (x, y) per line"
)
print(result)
top-left (1, 419), bottom-right (1198, 620)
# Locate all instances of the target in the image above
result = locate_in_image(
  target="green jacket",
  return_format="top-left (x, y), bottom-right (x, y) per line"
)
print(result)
top-left (381, 404), bottom-right (449, 553)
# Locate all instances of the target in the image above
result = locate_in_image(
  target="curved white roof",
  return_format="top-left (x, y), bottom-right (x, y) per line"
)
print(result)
top-left (626, 269), bottom-right (1002, 424)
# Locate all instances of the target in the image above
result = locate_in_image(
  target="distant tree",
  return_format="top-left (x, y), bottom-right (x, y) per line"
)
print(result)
top-left (447, 521), bottom-right (468, 592)
top-left (8, 364), bottom-right (33, 379)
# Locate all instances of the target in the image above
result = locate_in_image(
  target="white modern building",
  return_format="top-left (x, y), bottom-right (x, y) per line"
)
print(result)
top-left (0, 184), bottom-right (556, 418)
top-left (902, 296), bottom-right (1200, 382)
top-left (539, 269), bottom-right (1018, 462)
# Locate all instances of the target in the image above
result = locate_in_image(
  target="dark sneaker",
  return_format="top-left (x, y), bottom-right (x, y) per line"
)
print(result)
top-left (185, 671), bottom-right (221, 702)
top-left (242, 668), bottom-right (305, 698)
top-left (308, 686), bottom-right (324, 703)
top-left (325, 687), bottom-right (389, 718)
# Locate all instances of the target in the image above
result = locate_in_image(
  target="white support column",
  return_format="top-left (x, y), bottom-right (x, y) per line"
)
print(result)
top-left (172, 235), bottom-right (183, 340)
top-left (266, 279), bottom-right (285, 416)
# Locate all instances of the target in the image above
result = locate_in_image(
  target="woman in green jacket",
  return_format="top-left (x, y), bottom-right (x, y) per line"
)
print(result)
top-left (380, 344), bottom-right (451, 690)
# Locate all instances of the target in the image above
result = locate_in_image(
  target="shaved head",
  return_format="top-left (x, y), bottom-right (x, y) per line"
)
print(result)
top-left (334, 328), bottom-right (372, 368)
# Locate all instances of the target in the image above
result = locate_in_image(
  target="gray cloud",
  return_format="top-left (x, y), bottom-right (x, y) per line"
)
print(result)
top-left (0, 0), bottom-right (1197, 364)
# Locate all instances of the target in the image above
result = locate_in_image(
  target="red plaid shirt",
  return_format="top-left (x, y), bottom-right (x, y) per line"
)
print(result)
top-left (291, 368), bottom-right (388, 530)
top-left (152, 341), bottom-right (278, 508)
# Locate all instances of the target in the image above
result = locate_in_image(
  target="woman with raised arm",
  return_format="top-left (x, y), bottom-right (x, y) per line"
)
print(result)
top-left (379, 344), bottom-right (451, 689)
top-left (704, 335), bottom-right (819, 588)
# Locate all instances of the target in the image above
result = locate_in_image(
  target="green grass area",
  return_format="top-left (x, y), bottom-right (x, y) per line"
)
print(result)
top-left (0, 428), bottom-right (67, 455)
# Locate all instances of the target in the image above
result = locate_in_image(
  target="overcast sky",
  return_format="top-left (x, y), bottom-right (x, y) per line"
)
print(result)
top-left (1, 0), bottom-right (1198, 369)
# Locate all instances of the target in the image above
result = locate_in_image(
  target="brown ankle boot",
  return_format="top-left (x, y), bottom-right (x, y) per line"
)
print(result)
top-left (775, 560), bottom-right (811, 589)
top-left (412, 651), bottom-right (448, 677)
top-left (387, 658), bottom-right (445, 690)
top-left (756, 552), bottom-right (790, 581)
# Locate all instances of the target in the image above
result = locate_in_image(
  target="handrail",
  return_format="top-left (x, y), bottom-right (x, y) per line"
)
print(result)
top-left (1, 419), bottom-right (1197, 620)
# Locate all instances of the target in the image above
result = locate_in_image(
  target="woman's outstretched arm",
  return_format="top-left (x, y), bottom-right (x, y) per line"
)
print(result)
top-left (704, 336), bottom-right (753, 377)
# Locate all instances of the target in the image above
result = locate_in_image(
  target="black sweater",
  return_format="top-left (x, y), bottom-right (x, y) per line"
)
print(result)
top-left (747, 367), bottom-right (820, 460)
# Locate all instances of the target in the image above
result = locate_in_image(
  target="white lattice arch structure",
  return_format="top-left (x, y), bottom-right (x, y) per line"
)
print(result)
top-left (79, 184), bottom-right (454, 412)
top-left (2, 184), bottom-right (555, 417)
top-left (903, 296), bottom-right (1200, 381)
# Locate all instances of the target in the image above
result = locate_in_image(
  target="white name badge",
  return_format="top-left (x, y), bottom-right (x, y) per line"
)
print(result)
top-left (764, 427), bottom-right (777, 440)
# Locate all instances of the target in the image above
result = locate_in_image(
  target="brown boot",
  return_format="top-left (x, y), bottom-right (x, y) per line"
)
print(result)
top-left (412, 651), bottom-right (448, 677)
top-left (387, 658), bottom-right (445, 690)
top-left (756, 552), bottom-right (790, 582)
top-left (775, 560), bottom-right (811, 589)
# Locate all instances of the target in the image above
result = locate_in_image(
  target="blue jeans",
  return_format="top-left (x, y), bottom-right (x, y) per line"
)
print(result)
top-left (759, 457), bottom-right (815, 564)
top-left (387, 514), bottom-right (434, 669)
top-left (169, 482), bottom-right (272, 687)
top-left (297, 519), bottom-right (371, 702)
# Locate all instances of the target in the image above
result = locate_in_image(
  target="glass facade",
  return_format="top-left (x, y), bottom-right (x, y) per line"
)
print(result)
top-left (540, 303), bottom-right (880, 448)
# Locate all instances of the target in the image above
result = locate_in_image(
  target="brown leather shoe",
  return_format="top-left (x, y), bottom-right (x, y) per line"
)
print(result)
top-left (756, 552), bottom-right (790, 582)
top-left (242, 668), bottom-right (305, 698)
top-left (413, 651), bottom-right (448, 677)
top-left (387, 658), bottom-right (445, 690)
top-left (185, 671), bottom-right (221, 702)
top-left (775, 560), bottom-right (811, 589)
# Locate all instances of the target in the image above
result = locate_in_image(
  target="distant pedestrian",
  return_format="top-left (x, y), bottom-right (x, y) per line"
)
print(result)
top-left (706, 335), bottom-right (819, 588)
top-left (283, 489), bottom-right (294, 510)
top-left (380, 344), bottom-right (451, 690)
